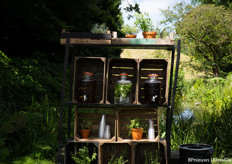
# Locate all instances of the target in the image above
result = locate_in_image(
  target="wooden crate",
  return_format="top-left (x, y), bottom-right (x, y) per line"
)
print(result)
top-left (61, 32), bottom-right (111, 45)
top-left (74, 108), bottom-right (116, 142)
top-left (100, 143), bottom-right (132, 164)
top-left (117, 108), bottom-right (159, 141)
top-left (65, 140), bottom-right (99, 164)
top-left (73, 57), bottom-right (106, 104)
top-left (105, 58), bottom-right (138, 104)
top-left (138, 59), bottom-right (169, 105)
top-left (132, 142), bottom-right (166, 164)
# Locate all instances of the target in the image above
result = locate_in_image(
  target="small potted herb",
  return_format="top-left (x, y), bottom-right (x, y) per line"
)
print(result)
top-left (91, 23), bottom-right (108, 33)
top-left (80, 118), bottom-right (93, 138)
top-left (126, 118), bottom-right (144, 140)
top-left (134, 12), bottom-right (156, 38)
top-left (121, 24), bottom-right (139, 38)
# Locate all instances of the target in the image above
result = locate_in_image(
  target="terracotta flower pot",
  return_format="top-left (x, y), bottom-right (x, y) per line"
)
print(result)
top-left (142, 31), bottom-right (157, 38)
top-left (81, 129), bottom-right (90, 138)
top-left (131, 128), bottom-right (143, 140)
top-left (125, 34), bottom-right (137, 38)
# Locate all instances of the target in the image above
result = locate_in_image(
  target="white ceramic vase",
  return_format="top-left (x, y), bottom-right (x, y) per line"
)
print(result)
top-left (104, 125), bottom-right (111, 139)
top-left (99, 114), bottom-right (106, 139)
top-left (148, 119), bottom-right (155, 140)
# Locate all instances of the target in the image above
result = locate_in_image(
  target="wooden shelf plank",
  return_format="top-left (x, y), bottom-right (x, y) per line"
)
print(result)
top-left (112, 38), bottom-right (174, 46)
top-left (65, 101), bottom-right (168, 109)
top-left (60, 32), bottom-right (175, 50)
top-left (61, 38), bottom-right (111, 45)
top-left (74, 136), bottom-right (117, 143)
top-left (117, 139), bottom-right (160, 143)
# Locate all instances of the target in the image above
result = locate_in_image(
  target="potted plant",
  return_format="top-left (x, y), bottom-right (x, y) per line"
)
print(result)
top-left (126, 118), bottom-right (144, 140)
top-left (121, 24), bottom-right (139, 38)
top-left (80, 118), bottom-right (93, 138)
top-left (134, 12), bottom-right (156, 38)
top-left (90, 23), bottom-right (108, 33)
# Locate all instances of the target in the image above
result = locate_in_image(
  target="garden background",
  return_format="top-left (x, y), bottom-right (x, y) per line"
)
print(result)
top-left (0, 0), bottom-right (231, 163)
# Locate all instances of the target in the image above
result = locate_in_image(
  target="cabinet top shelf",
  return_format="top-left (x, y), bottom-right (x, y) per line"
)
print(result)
top-left (65, 101), bottom-right (168, 109)
top-left (60, 32), bottom-right (176, 50)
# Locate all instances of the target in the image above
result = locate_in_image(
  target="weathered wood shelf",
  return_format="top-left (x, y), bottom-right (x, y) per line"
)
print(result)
top-left (73, 137), bottom-right (116, 143)
top-left (65, 101), bottom-right (169, 108)
top-left (60, 32), bottom-right (175, 50)
top-left (59, 31), bottom-right (181, 164)
top-left (111, 38), bottom-right (174, 45)
top-left (117, 138), bottom-right (160, 143)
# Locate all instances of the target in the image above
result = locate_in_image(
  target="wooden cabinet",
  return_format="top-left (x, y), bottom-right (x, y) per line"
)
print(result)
top-left (71, 57), bottom-right (168, 163)
top-left (59, 33), bottom-right (181, 164)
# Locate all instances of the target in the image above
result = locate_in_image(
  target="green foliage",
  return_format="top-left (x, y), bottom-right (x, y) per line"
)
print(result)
top-left (160, 2), bottom-right (194, 33)
top-left (187, 74), bottom-right (232, 156)
top-left (123, 2), bottom-right (141, 20)
top-left (128, 119), bottom-right (143, 129)
top-left (192, 0), bottom-right (232, 9)
top-left (0, 51), bottom-right (63, 112)
top-left (144, 150), bottom-right (160, 164)
top-left (160, 3), bottom-right (232, 76)
top-left (91, 23), bottom-right (108, 33)
top-left (185, 77), bottom-right (231, 112)
top-left (80, 118), bottom-right (93, 129)
top-left (168, 73), bottom-right (232, 157)
top-left (114, 83), bottom-right (132, 99)
top-left (0, 51), bottom-right (66, 162)
top-left (170, 113), bottom-right (199, 150)
top-left (126, 118), bottom-right (144, 136)
top-left (0, 0), bottom-right (64, 56)
top-left (154, 27), bottom-right (170, 39)
top-left (12, 156), bottom-right (53, 164)
top-left (0, 96), bottom-right (59, 161)
top-left (0, 0), bottom-right (123, 58)
top-left (0, 139), bottom-right (10, 161)
top-left (134, 12), bottom-right (154, 32)
top-left (179, 4), bottom-right (232, 76)
top-left (108, 155), bottom-right (128, 164)
top-left (121, 24), bottom-right (139, 35)
top-left (71, 146), bottom-right (97, 164)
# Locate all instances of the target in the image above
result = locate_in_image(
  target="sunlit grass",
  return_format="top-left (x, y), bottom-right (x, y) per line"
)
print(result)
top-left (11, 157), bottom-right (53, 164)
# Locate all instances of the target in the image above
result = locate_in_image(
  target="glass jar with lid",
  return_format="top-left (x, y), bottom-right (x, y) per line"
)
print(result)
top-left (114, 73), bottom-right (132, 104)
top-left (144, 73), bottom-right (161, 105)
top-left (78, 72), bottom-right (96, 103)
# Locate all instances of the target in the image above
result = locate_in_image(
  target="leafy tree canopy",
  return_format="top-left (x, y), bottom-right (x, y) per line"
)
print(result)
top-left (160, 3), bottom-right (232, 76)
top-left (0, 0), bottom-right (123, 58)
top-left (191, 0), bottom-right (232, 9)
top-left (160, 2), bottom-right (194, 34)
top-left (178, 4), bottom-right (232, 76)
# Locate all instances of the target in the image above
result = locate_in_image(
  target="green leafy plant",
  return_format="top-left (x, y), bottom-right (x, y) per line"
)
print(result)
top-left (144, 150), bottom-right (160, 164)
top-left (134, 12), bottom-right (154, 32)
top-left (11, 156), bottom-right (54, 164)
top-left (126, 118), bottom-right (144, 136)
top-left (114, 83), bottom-right (132, 99)
top-left (91, 23), bottom-right (108, 33)
top-left (71, 146), bottom-right (97, 164)
top-left (108, 154), bottom-right (128, 164)
top-left (121, 24), bottom-right (139, 34)
top-left (80, 118), bottom-right (93, 129)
